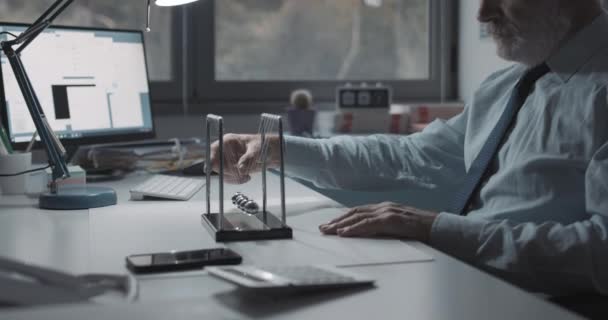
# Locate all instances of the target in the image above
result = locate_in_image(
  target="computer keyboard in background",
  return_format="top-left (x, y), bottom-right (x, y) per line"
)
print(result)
top-left (130, 175), bottom-right (205, 201)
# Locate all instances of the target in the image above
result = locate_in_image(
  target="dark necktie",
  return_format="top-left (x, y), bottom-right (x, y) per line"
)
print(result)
top-left (447, 63), bottom-right (551, 216)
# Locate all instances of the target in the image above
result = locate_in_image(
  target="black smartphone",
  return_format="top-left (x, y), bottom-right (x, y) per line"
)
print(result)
top-left (126, 248), bottom-right (242, 274)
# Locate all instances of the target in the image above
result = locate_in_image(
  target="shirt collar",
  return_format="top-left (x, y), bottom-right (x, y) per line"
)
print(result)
top-left (547, 12), bottom-right (608, 83)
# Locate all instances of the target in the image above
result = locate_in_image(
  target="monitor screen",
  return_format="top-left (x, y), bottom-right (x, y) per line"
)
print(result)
top-left (0, 24), bottom-right (154, 146)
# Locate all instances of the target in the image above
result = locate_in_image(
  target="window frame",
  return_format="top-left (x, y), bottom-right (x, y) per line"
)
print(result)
top-left (149, 8), bottom-right (193, 104)
top-left (187, 0), bottom-right (458, 106)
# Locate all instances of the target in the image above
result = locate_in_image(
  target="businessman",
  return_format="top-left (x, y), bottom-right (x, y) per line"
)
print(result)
top-left (210, 0), bottom-right (608, 296)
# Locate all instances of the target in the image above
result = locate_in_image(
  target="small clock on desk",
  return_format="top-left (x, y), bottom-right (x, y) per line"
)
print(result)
top-left (335, 84), bottom-right (401, 134)
top-left (336, 84), bottom-right (392, 110)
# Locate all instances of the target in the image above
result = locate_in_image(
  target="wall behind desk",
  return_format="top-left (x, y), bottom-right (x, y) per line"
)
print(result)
top-left (154, 114), bottom-right (261, 140)
top-left (458, 1), bottom-right (511, 104)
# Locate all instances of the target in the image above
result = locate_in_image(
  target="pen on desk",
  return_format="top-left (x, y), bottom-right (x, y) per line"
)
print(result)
top-left (25, 132), bottom-right (37, 153)
top-left (0, 125), bottom-right (13, 154)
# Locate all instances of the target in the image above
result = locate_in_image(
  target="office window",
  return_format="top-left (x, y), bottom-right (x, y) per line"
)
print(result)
top-left (195, 0), bottom-right (455, 104)
top-left (0, 0), bottom-right (174, 82)
top-left (216, 0), bottom-right (429, 81)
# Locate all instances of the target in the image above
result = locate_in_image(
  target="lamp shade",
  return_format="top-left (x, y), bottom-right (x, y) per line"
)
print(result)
top-left (155, 0), bottom-right (199, 6)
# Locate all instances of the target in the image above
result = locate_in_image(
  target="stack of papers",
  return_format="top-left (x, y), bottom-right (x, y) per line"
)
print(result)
top-left (228, 209), bottom-right (432, 267)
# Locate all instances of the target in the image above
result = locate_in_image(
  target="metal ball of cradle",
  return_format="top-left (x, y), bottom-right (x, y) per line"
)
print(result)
top-left (232, 192), bottom-right (259, 214)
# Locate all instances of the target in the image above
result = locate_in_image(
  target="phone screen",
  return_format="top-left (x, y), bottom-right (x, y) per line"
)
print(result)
top-left (126, 248), bottom-right (242, 273)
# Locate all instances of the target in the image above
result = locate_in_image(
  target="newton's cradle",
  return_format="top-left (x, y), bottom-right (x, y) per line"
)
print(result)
top-left (202, 114), bottom-right (293, 242)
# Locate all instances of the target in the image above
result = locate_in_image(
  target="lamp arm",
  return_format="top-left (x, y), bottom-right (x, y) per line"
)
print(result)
top-left (0, 44), bottom-right (69, 183)
top-left (11, 0), bottom-right (74, 54)
top-left (6, 22), bottom-right (49, 47)
top-left (0, 0), bottom-right (73, 185)
top-left (24, 0), bottom-right (73, 34)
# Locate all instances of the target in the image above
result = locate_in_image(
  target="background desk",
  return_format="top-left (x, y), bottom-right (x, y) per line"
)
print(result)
top-left (0, 173), bottom-right (581, 320)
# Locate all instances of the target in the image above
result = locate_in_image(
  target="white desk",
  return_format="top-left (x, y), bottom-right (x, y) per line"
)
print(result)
top-left (0, 173), bottom-right (581, 320)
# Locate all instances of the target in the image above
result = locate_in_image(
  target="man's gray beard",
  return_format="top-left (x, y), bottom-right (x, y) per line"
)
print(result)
top-left (492, 15), bottom-right (572, 66)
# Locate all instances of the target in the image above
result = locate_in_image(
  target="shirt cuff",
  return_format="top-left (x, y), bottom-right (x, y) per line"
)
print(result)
top-left (284, 136), bottom-right (324, 179)
top-left (429, 212), bottom-right (487, 262)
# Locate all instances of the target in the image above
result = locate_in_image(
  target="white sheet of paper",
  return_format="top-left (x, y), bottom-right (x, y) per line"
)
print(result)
top-left (227, 238), bottom-right (361, 266)
top-left (287, 208), bottom-right (433, 266)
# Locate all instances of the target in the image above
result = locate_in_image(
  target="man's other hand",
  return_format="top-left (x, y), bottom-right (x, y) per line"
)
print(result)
top-left (319, 202), bottom-right (439, 243)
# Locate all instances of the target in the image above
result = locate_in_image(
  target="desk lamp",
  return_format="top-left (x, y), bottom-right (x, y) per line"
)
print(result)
top-left (0, 0), bottom-right (199, 209)
top-left (146, 0), bottom-right (200, 31)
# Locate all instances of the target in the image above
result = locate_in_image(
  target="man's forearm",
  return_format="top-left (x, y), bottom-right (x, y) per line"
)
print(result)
top-left (284, 116), bottom-right (468, 197)
top-left (285, 134), bottom-right (429, 190)
top-left (430, 213), bottom-right (608, 296)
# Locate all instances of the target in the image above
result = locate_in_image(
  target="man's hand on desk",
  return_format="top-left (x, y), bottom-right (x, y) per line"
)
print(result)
top-left (209, 134), bottom-right (280, 184)
top-left (319, 202), bottom-right (439, 243)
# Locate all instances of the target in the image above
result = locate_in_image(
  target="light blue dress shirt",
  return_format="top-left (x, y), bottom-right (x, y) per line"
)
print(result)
top-left (284, 14), bottom-right (608, 296)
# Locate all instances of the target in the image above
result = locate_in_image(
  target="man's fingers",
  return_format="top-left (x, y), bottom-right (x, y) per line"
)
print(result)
top-left (224, 173), bottom-right (251, 185)
top-left (209, 138), bottom-right (246, 175)
top-left (325, 205), bottom-right (374, 226)
top-left (337, 217), bottom-right (381, 238)
top-left (206, 134), bottom-right (260, 185)
top-left (323, 202), bottom-right (392, 227)
top-left (324, 209), bottom-right (358, 227)
top-left (320, 213), bottom-right (371, 235)
top-left (237, 148), bottom-right (259, 176)
top-left (209, 142), bottom-right (220, 172)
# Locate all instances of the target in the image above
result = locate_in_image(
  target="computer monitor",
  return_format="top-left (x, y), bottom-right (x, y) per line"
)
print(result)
top-left (0, 23), bottom-right (155, 148)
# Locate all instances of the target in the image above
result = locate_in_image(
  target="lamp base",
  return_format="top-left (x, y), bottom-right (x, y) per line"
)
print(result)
top-left (39, 185), bottom-right (117, 210)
